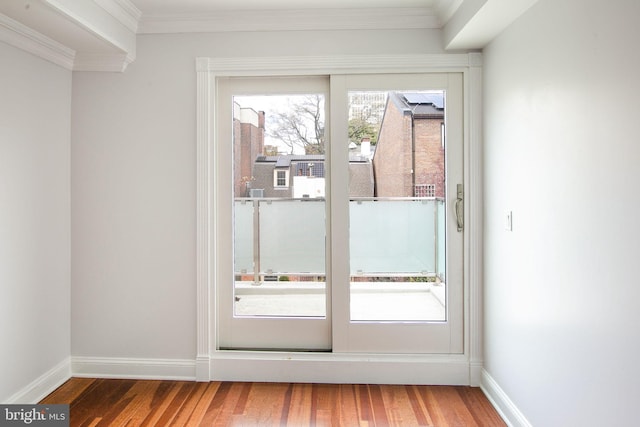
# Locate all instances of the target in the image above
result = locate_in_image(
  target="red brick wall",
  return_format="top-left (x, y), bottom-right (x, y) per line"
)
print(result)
top-left (373, 100), bottom-right (444, 198)
top-left (233, 118), bottom-right (244, 197)
top-left (373, 101), bottom-right (413, 197)
top-left (414, 118), bottom-right (445, 198)
top-left (233, 114), bottom-right (265, 197)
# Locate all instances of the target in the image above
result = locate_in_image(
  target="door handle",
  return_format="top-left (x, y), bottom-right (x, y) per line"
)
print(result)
top-left (455, 184), bottom-right (463, 232)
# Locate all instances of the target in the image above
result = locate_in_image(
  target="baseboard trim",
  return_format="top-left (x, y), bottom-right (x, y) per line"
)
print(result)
top-left (5, 358), bottom-right (71, 404)
top-left (469, 360), bottom-right (483, 386)
top-left (480, 369), bottom-right (532, 427)
top-left (71, 357), bottom-right (196, 381)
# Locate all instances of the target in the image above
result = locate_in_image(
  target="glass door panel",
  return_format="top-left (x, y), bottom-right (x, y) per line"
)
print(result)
top-left (331, 73), bottom-right (464, 354)
top-left (217, 77), bottom-right (331, 350)
top-left (232, 93), bottom-right (327, 318)
top-left (348, 89), bottom-right (446, 322)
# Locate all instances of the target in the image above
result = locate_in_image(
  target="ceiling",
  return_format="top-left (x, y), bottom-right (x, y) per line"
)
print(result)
top-left (0, 0), bottom-right (537, 72)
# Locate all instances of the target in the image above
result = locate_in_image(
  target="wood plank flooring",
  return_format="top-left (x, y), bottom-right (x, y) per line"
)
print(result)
top-left (40, 378), bottom-right (506, 426)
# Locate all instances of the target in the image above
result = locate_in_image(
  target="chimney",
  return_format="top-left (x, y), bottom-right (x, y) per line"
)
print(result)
top-left (361, 138), bottom-right (371, 157)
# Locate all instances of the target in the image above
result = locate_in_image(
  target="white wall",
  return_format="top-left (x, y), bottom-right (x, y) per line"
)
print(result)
top-left (0, 42), bottom-right (71, 402)
top-left (483, 0), bottom-right (640, 425)
top-left (70, 29), bottom-right (445, 361)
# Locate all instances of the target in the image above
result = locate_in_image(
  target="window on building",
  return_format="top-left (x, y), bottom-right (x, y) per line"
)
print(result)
top-left (415, 184), bottom-right (436, 197)
top-left (274, 169), bottom-right (289, 187)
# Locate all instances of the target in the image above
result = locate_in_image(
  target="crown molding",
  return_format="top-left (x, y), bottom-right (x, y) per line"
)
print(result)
top-left (44, 0), bottom-right (137, 57)
top-left (95, 0), bottom-right (142, 33)
top-left (0, 12), bottom-right (75, 70)
top-left (0, 12), bottom-right (131, 72)
top-left (0, 1), bottom-right (139, 72)
top-left (139, 7), bottom-right (440, 34)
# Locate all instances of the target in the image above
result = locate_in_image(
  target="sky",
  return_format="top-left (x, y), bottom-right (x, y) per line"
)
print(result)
top-left (234, 94), bottom-right (324, 155)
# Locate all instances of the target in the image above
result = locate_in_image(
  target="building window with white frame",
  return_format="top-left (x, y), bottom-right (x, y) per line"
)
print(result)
top-left (274, 169), bottom-right (289, 188)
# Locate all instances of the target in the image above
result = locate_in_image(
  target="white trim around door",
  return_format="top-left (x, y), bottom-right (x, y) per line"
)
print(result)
top-left (195, 53), bottom-right (483, 385)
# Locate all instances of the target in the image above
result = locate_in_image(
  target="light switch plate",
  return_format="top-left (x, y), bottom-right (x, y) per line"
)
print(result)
top-left (505, 211), bottom-right (513, 231)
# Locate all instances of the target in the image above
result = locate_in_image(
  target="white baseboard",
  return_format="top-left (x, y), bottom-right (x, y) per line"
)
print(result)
top-left (469, 360), bottom-right (483, 386)
top-left (5, 358), bottom-right (71, 404)
top-left (71, 357), bottom-right (196, 381)
top-left (480, 369), bottom-right (532, 427)
top-left (195, 356), bottom-right (211, 382)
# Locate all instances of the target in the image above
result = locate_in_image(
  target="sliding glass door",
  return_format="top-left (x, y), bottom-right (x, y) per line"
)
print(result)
top-left (216, 73), bottom-right (463, 354)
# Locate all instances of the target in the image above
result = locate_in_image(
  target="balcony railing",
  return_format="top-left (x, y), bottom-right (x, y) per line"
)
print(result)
top-left (234, 197), bottom-right (446, 283)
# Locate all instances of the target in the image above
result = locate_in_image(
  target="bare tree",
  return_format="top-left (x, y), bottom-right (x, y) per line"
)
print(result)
top-left (268, 95), bottom-right (325, 154)
top-left (348, 116), bottom-right (379, 145)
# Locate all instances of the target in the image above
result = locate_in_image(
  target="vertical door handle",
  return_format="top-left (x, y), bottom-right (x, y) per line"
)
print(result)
top-left (455, 184), bottom-right (464, 232)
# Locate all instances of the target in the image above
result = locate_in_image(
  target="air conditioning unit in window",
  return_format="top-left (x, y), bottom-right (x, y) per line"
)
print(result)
top-left (249, 188), bottom-right (264, 198)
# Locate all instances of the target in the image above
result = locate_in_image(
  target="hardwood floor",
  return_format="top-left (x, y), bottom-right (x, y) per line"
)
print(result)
top-left (41, 378), bottom-right (506, 426)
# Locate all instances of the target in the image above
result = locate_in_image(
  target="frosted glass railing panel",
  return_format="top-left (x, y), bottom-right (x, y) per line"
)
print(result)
top-left (234, 201), bottom-right (254, 273)
top-left (259, 200), bottom-right (325, 274)
top-left (437, 200), bottom-right (446, 280)
top-left (350, 200), bottom-right (436, 274)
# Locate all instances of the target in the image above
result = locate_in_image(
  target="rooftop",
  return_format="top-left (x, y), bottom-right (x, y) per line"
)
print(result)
top-left (389, 92), bottom-right (445, 118)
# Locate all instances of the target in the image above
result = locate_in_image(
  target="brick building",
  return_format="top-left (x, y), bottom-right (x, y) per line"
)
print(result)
top-left (373, 92), bottom-right (445, 198)
top-left (249, 154), bottom-right (374, 198)
top-left (233, 102), bottom-right (265, 197)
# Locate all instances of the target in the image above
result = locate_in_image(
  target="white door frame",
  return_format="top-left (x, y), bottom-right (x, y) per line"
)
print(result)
top-left (329, 72), bottom-right (464, 355)
top-left (195, 53), bottom-right (484, 385)
top-left (217, 76), bottom-right (332, 351)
